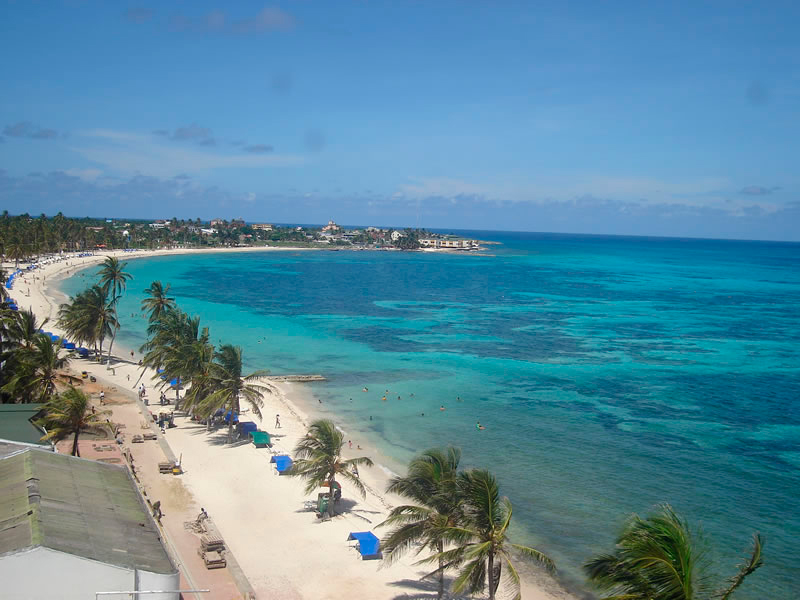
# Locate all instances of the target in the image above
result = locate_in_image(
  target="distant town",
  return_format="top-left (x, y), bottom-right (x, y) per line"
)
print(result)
top-left (0, 212), bottom-right (487, 259)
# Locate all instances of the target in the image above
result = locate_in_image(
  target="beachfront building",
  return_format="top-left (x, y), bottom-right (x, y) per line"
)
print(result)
top-left (210, 218), bottom-right (225, 227)
top-left (0, 445), bottom-right (180, 600)
top-left (322, 219), bottom-right (341, 232)
top-left (419, 238), bottom-right (479, 250)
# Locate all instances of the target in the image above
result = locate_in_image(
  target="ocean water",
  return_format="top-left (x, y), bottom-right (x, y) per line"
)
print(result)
top-left (61, 232), bottom-right (800, 599)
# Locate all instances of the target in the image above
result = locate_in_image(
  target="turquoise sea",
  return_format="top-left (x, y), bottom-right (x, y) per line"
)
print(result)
top-left (61, 232), bottom-right (799, 599)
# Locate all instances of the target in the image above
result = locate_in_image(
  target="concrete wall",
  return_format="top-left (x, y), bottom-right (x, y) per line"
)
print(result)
top-left (0, 547), bottom-right (179, 600)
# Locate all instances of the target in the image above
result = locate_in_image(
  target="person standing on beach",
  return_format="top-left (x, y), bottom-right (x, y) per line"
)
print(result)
top-left (99, 390), bottom-right (105, 404)
top-left (275, 414), bottom-right (281, 428)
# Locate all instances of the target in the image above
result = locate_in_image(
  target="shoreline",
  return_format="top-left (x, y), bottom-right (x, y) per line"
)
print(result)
top-left (6, 247), bottom-right (576, 600)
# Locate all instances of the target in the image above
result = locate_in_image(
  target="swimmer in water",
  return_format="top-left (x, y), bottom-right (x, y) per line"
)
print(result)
top-left (382, 395), bottom-right (387, 402)
top-left (440, 405), bottom-right (445, 411)
top-left (363, 387), bottom-right (368, 392)
top-left (476, 421), bottom-right (485, 430)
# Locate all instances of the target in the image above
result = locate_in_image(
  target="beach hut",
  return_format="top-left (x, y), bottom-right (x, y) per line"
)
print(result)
top-left (270, 455), bottom-right (293, 475)
top-left (347, 532), bottom-right (382, 560)
top-left (250, 431), bottom-right (271, 447)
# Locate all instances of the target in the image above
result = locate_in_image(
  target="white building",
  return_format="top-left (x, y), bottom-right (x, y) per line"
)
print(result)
top-left (0, 445), bottom-right (180, 600)
top-left (419, 238), bottom-right (478, 249)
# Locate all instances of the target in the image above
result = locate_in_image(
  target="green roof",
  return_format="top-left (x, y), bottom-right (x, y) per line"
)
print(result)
top-left (0, 404), bottom-right (48, 445)
top-left (0, 449), bottom-right (176, 574)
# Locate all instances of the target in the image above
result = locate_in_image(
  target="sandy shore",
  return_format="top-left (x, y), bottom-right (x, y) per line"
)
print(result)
top-left (5, 247), bottom-right (574, 600)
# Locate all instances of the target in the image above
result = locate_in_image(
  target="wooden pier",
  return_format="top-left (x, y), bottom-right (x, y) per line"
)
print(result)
top-left (264, 374), bottom-right (326, 382)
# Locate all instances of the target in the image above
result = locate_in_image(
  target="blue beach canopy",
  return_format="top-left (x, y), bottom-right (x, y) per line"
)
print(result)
top-left (347, 532), bottom-right (381, 559)
top-left (270, 455), bottom-right (292, 473)
top-left (64, 342), bottom-right (76, 350)
top-left (77, 348), bottom-right (90, 357)
top-left (224, 410), bottom-right (239, 424)
top-left (238, 421), bottom-right (258, 435)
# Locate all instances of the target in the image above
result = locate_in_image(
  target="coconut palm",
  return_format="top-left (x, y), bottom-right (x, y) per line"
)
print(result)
top-left (6, 308), bottom-right (49, 351)
top-left (379, 446), bottom-right (463, 600)
top-left (2, 334), bottom-right (69, 403)
top-left (0, 268), bottom-right (8, 302)
top-left (194, 344), bottom-right (270, 442)
top-left (98, 256), bottom-right (132, 300)
top-left (584, 504), bottom-right (764, 600)
top-left (58, 285), bottom-right (117, 357)
top-left (39, 386), bottom-right (112, 456)
top-left (289, 419), bottom-right (375, 518)
top-left (141, 281), bottom-right (175, 323)
top-left (97, 257), bottom-right (132, 367)
top-left (428, 469), bottom-right (554, 600)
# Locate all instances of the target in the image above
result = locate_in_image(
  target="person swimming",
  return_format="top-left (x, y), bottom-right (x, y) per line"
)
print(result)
top-left (440, 405), bottom-right (445, 411)
top-left (476, 421), bottom-right (485, 430)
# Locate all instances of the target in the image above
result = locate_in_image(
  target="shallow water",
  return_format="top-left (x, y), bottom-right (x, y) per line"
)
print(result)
top-left (61, 232), bottom-right (800, 598)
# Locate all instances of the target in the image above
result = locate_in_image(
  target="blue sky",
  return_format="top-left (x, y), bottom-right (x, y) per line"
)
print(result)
top-left (1, 1), bottom-right (799, 240)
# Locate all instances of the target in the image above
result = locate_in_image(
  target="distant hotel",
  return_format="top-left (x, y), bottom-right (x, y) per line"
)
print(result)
top-left (419, 238), bottom-right (480, 250)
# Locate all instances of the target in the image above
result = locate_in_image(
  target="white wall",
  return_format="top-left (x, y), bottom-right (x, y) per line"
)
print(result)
top-left (0, 547), bottom-right (178, 600)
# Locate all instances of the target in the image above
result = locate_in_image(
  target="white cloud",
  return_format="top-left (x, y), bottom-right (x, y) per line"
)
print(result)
top-left (70, 129), bottom-right (304, 176)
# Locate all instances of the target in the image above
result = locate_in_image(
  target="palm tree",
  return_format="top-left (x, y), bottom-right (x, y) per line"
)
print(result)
top-left (0, 268), bottom-right (8, 302)
top-left (2, 334), bottom-right (69, 403)
top-left (141, 281), bottom-right (175, 323)
top-left (195, 344), bottom-right (270, 442)
top-left (584, 504), bottom-right (764, 600)
top-left (6, 308), bottom-right (48, 351)
top-left (379, 447), bottom-right (463, 600)
top-left (58, 285), bottom-right (117, 358)
top-left (98, 256), bottom-right (132, 300)
top-left (289, 419), bottom-right (374, 519)
top-left (429, 469), bottom-right (554, 600)
top-left (39, 386), bottom-right (112, 456)
top-left (97, 257), bottom-right (132, 367)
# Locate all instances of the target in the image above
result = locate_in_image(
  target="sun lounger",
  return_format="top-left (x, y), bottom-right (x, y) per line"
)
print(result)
top-left (201, 550), bottom-right (226, 569)
top-left (131, 434), bottom-right (144, 443)
top-left (158, 462), bottom-right (173, 474)
top-left (142, 432), bottom-right (158, 440)
top-left (200, 534), bottom-right (225, 552)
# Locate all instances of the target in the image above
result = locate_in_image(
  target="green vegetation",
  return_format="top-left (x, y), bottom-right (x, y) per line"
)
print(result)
top-left (138, 281), bottom-right (273, 442)
top-left (584, 504), bottom-right (764, 600)
top-left (0, 211), bottom-right (447, 254)
top-left (381, 447), bottom-right (463, 599)
top-left (379, 447), bottom-right (554, 600)
top-left (39, 386), bottom-right (112, 456)
top-left (1, 308), bottom-right (69, 403)
top-left (289, 419), bottom-right (374, 518)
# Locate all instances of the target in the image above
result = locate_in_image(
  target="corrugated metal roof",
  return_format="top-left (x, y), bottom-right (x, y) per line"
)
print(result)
top-left (0, 449), bottom-right (176, 574)
top-left (0, 404), bottom-right (48, 445)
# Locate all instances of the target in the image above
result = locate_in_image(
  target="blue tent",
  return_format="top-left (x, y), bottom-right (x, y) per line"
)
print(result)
top-left (238, 421), bottom-right (258, 436)
top-left (347, 532), bottom-right (382, 560)
top-left (223, 411), bottom-right (239, 424)
top-left (63, 342), bottom-right (76, 350)
top-left (77, 348), bottom-right (90, 358)
top-left (270, 455), bottom-right (293, 474)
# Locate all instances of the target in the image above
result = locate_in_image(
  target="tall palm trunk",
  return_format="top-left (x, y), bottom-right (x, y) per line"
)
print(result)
top-left (72, 429), bottom-right (80, 457)
top-left (488, 552), bottom-right (496, 600)
top-left (106, 328), bottom-right (117, 368)
top-left (327, 474), bottom-right (337, 518)
top-left (437, 540), bottom-right (444, 600)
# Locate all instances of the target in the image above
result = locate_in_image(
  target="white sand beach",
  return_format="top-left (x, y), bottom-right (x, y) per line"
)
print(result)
top-left (5, 247), bottom-right (574, 600)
